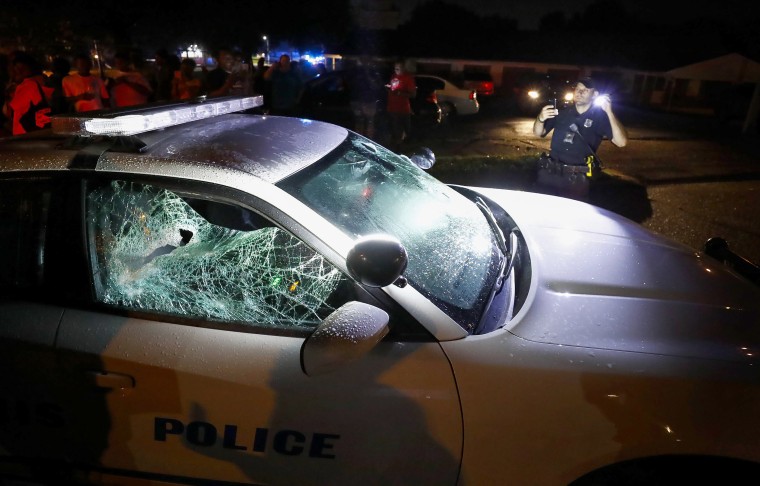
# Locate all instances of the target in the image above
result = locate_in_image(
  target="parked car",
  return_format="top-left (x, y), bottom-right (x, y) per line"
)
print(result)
top-left (462, 71), bottom-right (494, 98)
top-left (515, 73), bottom-right (575, 115)
top-left (299, 67), bottom-right (441, 142)
top-left (415, 74), bottom-right (479, 118)
top-left (2, 96), bottom-right (760, 485)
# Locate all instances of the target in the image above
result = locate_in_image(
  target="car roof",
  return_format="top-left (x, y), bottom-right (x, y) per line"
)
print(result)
top-left (0, 101), bottom-right (349, 184)
top-left (416, 74), bottom-right (448, 83)
top-left (416, 74), bottom-right (469, 92)
top-left (463, 72), bottom-right (492, 81)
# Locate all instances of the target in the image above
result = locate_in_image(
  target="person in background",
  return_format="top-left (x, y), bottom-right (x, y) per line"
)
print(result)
top-left (252, 57), bottom-right (270, 111)
top-left (151, 48), bottom-right (177, 102)
top-left (172, 58), bottom-right (205, 100)
top-left (46, 56), bottom-right (72, 114)
top-left (6, 52), bottom-right (54, 135)
top-left (62, 54), bottom-right (109, 112)
top-left (350, 58), bottom-right (383, 140)
top-left (0, 53), bottom-right (11, 134)
top-left (264, 54), bottom-right (303, 116)
top-left (229, 50), bottom-right (252, 96)
top-left (533, 76), bottom-right (628, 200)
top-left (1, 51), bottom-right (23, 134)
top-left (109, 51), bottom-right (152, 108)
top-left (385, 59), bottom-right (416, 152)
top-left (207, 47), bottom-right (238, 97)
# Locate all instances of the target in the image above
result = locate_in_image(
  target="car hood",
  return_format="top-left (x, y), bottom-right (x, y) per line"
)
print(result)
top-left (476, 188), bottom-right (760, 364)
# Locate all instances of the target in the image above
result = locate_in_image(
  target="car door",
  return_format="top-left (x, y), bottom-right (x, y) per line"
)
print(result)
top-left (0, 176), bottom-right (102, 480)
top-left (55, 177), bottom-right (462, 485)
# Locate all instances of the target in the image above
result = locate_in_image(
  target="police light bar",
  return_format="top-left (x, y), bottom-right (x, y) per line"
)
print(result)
top-left (52, 96), bottom-right (263, 136)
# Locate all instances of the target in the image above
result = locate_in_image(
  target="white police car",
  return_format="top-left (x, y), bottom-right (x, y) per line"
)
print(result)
top-left (1, 97), bottom-right (759, 485)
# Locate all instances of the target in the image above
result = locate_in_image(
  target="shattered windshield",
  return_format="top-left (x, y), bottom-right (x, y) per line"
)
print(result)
top-left (278, 135), bottom-right (501, 331)
top-left (87, 180), bottom-right (346, 330)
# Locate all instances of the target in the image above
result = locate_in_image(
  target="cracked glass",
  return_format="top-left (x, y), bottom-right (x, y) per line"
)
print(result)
top-left (87, 180), bottom-right (346, 330)
top-left (279, 135), bottom-right (502, 331)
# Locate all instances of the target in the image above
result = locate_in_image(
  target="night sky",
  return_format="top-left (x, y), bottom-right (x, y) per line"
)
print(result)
top-left (401, 0), bottom-right (759, 30)
top-left (16, 0), bottom-right (760, 32)
top-left (3, 0), bottom-right (759, 67)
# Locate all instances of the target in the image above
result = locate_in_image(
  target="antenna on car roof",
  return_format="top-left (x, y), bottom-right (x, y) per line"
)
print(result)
top-left (51, 95), bottom-right (263, 137)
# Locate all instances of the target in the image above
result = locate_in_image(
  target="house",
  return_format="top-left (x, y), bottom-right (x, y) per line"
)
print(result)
top-left (653, 53), bottom-right (760, 132)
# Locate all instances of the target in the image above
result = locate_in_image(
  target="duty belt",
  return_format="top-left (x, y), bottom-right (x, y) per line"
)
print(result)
top-left (539, 154), bottom-right (599, 178)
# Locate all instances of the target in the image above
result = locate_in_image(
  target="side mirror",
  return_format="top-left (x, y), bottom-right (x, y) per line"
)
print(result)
top-left (409, 147), bottom-right (435, 169)
top-left (704, 237), bottom-right (760, 285)
top-left (346, 234), bottom-right (408, 288)
top-left (301, 301), bottom-right (389, 376)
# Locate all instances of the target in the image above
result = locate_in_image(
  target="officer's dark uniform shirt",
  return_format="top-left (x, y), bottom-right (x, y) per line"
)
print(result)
top-left (544, 105), bottom-right (612, 165)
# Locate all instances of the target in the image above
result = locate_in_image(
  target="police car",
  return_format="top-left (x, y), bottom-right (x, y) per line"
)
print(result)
top-left (1, 96), bottom-right (759, 485)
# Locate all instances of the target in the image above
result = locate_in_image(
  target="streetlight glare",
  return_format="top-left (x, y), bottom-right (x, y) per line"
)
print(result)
top-left (262, 35), bottom-right (270, 62)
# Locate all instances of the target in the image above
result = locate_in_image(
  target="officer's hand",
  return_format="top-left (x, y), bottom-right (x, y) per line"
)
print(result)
top-left (537, 104), bottom-right (558, 122)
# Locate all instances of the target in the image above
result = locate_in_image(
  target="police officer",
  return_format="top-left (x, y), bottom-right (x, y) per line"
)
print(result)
top-left (533, 77), bottom-right (628, 200)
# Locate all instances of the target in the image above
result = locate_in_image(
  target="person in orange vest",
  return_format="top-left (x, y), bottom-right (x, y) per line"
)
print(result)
top-left (172, 58), bottom-right (205, 100)
top-left (62, 54), bottom-right (110, 112)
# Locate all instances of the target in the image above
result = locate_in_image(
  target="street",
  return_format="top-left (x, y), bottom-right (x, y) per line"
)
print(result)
top-left (419, 99), bottom-right (760, 266)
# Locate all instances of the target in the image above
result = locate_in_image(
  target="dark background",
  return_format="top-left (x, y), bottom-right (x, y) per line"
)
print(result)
top-left (2, 0), bottom-right (759, 70)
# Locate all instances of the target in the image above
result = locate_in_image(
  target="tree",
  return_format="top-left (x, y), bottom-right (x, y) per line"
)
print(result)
top-left (538, 12), bottom-right (567, 32)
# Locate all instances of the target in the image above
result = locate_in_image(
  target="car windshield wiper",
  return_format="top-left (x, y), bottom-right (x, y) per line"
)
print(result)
top-left (474, 197), bottom-right (515, 331)
top-left (475, 196), bottom-right (519, 279)
top-left (476, 196), bottom-right (508, 260)
top-left (505, 229), bottom-right (519, 280)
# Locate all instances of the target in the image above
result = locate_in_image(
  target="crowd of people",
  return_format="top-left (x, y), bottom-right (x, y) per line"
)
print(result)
top-left (0, 47), bottom-right (325, 137)
top-left (1, 47), bottom-right (629, 203)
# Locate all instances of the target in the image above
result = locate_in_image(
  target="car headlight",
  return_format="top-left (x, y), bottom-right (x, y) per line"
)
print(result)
top-left (564, 92), bottom-right (574, 102)
top-left (528, 90), bottom-right (539, 99)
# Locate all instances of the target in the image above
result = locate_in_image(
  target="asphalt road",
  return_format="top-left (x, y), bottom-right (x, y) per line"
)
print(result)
top-left (417, 98), bottom-right (760, 266)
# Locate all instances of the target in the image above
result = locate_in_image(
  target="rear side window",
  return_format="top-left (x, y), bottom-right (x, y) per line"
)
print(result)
top-left (0, 179), bottom-right (51, 295)
top-left (85, 180), bottom-right (350, 331)
top-left (416, 77), bottom-right (445, 92)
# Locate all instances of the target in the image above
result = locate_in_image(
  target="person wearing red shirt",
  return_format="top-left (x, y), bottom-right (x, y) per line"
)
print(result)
top-left (385, 60), bottom-right (416, 152)
top-left (109, 52), bottom-right (152, 108)
top-left (63, 54), bottom-right (109, 112)
top-left (6, 52), bottom-right (53, 135)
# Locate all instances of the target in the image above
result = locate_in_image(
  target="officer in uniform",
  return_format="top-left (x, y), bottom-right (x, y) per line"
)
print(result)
top-left (532, 77), bottom-right (628, 200)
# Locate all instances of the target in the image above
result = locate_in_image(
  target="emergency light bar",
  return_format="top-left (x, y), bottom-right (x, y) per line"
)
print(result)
top-left (51, 96), bottom-right (263, 137)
